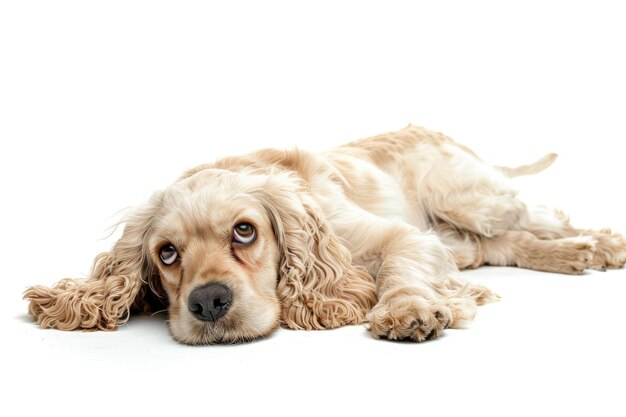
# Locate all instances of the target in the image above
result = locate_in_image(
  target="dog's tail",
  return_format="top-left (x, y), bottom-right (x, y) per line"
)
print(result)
top-left (497, 153), bottom-right (558, 178)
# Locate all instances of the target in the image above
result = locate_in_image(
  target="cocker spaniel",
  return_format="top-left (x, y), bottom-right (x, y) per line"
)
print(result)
top-left (24, 125), bottom-right (626, 344)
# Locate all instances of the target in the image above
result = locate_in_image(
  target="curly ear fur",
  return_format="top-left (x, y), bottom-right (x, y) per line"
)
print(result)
top-left (24, 198), bottom-right (163, 331)
top-left (257, 175), bottom-right (377, 330)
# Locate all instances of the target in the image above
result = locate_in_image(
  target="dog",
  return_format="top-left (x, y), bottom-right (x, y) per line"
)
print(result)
top-left (24, 125), bottom-right (626, 344)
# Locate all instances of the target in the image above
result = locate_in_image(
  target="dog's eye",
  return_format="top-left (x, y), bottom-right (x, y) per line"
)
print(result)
top-left (159, 244), bottom-right (178, 265)
top-left (233, 223), bottom-right (256, 245)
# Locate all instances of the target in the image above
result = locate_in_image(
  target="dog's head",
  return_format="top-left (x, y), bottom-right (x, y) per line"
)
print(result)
top-left (25, 169), bottom-right (377, 344)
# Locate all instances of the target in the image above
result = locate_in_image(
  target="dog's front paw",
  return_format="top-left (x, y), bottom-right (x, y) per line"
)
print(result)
top-left (366, 288), bottom-right (456, 342)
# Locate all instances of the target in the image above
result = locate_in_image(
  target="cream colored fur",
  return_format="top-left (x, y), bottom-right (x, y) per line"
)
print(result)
top-left (24, 125), bottom-right (626, 344)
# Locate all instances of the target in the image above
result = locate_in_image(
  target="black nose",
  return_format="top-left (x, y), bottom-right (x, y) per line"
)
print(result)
top-left (188, 284), bottom-right (232, 322)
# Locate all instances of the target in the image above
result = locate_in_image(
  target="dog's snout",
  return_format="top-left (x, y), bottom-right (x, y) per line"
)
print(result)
top-left (188, 283), bottom-right (232, 322)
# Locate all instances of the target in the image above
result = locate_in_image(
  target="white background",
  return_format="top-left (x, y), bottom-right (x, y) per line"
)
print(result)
top-left (1, 1), bottom-right (625, 416)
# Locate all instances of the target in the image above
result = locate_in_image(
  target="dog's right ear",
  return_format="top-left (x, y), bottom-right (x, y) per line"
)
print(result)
top-left (253, 173), bottom-right (377, 331)
top-left (24, 194), bottom-right (164, 331)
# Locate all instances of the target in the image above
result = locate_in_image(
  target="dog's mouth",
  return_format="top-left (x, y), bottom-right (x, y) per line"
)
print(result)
top-left (173, 320), bottom-right (232, 345)
top-left (171, 310), bottom-right (280, 346)
top-left (170, 312), bottom-right (253, 345)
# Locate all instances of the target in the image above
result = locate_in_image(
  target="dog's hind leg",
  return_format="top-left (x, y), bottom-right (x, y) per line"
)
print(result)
top-left (416, 138), bottom-right (625, 270)
top-left (520, 206), bottom-right (626, 270)
top-left (436, 223), bottom-right (598, 275)
top-left (418, 142), bottom-right (532, 238)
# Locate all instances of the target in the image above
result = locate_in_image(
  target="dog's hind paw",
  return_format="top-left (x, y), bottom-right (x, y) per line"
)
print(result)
top-left (587, 231), bottom-right (626, 270)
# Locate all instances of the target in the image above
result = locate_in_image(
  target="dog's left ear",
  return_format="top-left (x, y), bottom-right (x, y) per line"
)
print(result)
top-left (255, 174), bottom-right (377, 330)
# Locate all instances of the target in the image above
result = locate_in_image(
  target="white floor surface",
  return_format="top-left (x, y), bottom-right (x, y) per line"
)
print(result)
top-left (5, 266), bottom-right (625, 416)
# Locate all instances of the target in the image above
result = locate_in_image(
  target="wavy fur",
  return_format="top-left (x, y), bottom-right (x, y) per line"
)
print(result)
top-left (24, 197), bottom-right (163, 331)
top-left (255, 175), bottom-right (377, 330)
top-left (24, 125), bottom-right (626, 344)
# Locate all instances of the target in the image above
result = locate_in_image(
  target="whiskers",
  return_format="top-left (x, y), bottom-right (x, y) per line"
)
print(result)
top-left (150, 308), bottom-right (168, 316)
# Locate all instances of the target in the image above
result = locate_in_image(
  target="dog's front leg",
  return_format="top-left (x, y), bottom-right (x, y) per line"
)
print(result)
top-left (345, 219), bottom-right (495, 341)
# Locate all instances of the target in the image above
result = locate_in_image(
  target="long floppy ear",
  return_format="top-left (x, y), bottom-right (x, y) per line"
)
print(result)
top-left (24, 196), bottom-right (164, 331)
top-left (256, 174), bottom-right (377, 330)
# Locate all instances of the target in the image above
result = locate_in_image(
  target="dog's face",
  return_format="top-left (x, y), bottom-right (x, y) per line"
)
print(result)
top-left (148, 170), bottom-right (282, 344)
